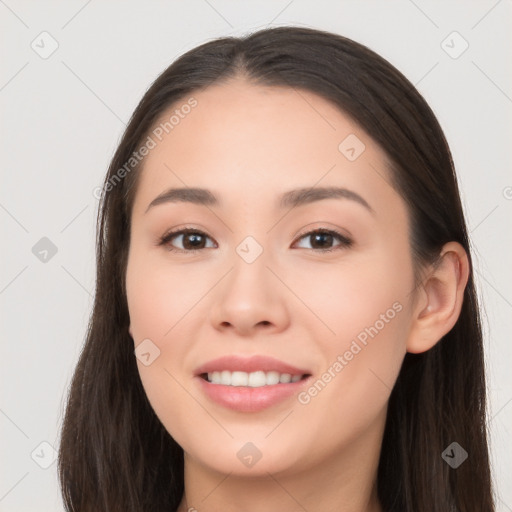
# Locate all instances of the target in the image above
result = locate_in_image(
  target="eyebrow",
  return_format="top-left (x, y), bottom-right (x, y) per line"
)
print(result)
top-left (145, 186), bottom-right (374, 214)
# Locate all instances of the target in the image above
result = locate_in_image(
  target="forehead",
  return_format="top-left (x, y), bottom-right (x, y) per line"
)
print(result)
top-left (149, 79), bottom-right (365, 158)
top-left (132, 79), bottom-right (397, 216)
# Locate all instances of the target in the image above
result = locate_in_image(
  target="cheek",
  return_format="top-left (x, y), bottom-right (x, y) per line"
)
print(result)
top-left (126, 252), bottom-right (202, 442)
top-left (293, 244), bottom-right (412, 343)
top-left (292, 302), bottom-right (408, 459)
top-left (126, 248), bottom-right (208, 342)
top-left (294, 251), bottom-right (412, 436)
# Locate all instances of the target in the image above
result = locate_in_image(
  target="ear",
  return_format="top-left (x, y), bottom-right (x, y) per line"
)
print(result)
top-left (406, 242), bottom-right (470, 354)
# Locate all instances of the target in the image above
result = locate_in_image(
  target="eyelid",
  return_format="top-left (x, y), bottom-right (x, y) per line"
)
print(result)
top-left (292, 223), bottom-right (352, 244)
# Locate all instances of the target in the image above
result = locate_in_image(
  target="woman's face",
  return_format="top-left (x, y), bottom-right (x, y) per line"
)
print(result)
top-left (126, 79), bottom-right (416, 476)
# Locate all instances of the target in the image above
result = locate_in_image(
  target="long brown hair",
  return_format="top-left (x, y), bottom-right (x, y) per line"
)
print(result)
top-left (58, 26), bottom-right (495, 511)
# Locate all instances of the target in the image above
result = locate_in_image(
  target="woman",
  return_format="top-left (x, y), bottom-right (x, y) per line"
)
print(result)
top-left (58, 26), bottom-right (495, 511)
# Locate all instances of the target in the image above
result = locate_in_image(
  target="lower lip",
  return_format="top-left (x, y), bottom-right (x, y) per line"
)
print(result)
top-left (195, 375), bottom-right (312, 412)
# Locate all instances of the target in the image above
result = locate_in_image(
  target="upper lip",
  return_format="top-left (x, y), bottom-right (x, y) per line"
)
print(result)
top-left (194, 355), bottom-right (311, 377)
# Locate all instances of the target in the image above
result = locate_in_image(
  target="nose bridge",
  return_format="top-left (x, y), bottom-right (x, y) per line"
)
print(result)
top-left (225, 195), bottom-right (273, 275)
top-left (227, 232), bottom-right (273, 302)
top-left (235, 234), bottom-right (266, 266)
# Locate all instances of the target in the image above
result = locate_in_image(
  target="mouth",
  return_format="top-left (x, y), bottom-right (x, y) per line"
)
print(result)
top-left (193, 354), bottom-right (313, 412)
top-left (196, 371), bottom-right (313, 412)
top-left (199, 370), bottom-right (311, 387)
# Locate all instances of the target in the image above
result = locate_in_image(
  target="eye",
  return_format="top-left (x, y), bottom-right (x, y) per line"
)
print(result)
top-left (158, 227), bottom-right (353, 254)
top-left (158, 228), bottom-right (216, 253)
top-left (292, 228), bottom-right (353, 252)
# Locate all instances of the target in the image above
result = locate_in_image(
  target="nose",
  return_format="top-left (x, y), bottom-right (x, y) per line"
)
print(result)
top-left (209, 255), bottom-right (290, 337)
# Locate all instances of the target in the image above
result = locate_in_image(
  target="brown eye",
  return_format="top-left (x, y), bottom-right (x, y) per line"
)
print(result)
top-left (294, 229), bottom-right (352, 252)
top-left (159, 229), bottom-right (215, 253)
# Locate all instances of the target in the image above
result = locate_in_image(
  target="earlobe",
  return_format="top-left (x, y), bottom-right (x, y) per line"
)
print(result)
top-left (406, 242), bottom-right (469, 354)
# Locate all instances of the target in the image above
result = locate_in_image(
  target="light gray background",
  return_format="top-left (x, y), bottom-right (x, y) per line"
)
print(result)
top-left (1, 1), bottom-right (511, 510)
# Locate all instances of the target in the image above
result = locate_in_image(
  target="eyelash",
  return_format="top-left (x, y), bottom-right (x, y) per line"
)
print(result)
top-left (157, 226), bottom-right (353, 254)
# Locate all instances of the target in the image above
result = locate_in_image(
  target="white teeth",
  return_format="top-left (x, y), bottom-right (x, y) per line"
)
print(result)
top-left (231, 371), bottom-right (248, 386)
top-left (279, 373), bottom-right (292, 383)
top-left (206, 370), bottom-right (305, 387)
top-left (266, 371), bottom-right (280, 385)
top-left (248, 371), bottom-right (266, 387)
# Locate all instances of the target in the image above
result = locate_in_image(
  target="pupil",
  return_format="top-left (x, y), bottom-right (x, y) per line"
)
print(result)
top-left (184, 233), bottom-right (204, 249)
top-left (313, 233), bottom-right (332, 248)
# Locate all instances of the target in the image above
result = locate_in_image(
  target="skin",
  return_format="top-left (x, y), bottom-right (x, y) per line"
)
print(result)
top-left (125, 79), bottom-right (469, 512)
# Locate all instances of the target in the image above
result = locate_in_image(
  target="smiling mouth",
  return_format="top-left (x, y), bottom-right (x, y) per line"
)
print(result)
top-left (200, 370), bottom-right (311, 387)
